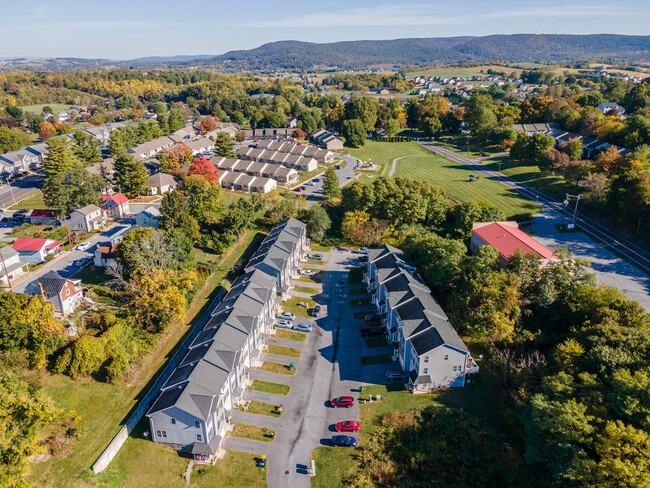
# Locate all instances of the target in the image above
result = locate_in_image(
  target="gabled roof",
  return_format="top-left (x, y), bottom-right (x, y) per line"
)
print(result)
top-left (138, 205), bottom-right (160, 219)
top-left (12, 237), bottom-right (62, 252)
top-left (30, 209), bottom-right (57, 218)
top-left (472, 221), bottom-right (556, 261)
top-left (38, 270), bottom-right (78, 294)
top-left (100, 193), bottom-right (128, 205)
top-left (148, 172), bottom-right (179, 187)
top-left (72, 204), bottom-right (101, 216)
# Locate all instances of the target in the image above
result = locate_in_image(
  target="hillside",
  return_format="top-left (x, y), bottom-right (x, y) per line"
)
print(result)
top-left (204, 34), bottom-right (650, 71)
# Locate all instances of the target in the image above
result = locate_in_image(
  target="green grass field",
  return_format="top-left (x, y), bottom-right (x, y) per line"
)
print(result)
top-left (258, 361), bottom-right (296, 376)
top-left (266, 344), bottom-right (301, 358)
top-left (231, 423), bottom-right (275, 442)
top-left (293, 285), bottom-right (318, 294)
top-left (8, 189), bottom-right (46, 210)
top-left (242, 400), bottom-right (282, 417)
top-left (346, 141), bottom-right (541, 218)
top-left (19, 103), bottom-right (75, 114)
top-left (273, 329), bottom-right (307, 342)
top-left (281, 296), bottom-right (316, 318)
top-left (251, 379), bottom-right (290, 396)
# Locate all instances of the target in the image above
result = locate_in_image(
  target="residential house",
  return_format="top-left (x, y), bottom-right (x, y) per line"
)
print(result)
top-left (147, 217), bottom-right (301, 461)
top-left (92, 225), bottom-right (132, 268)
top-left (256, 140), bottom-right (335, 163)
top-left (32, 271), bottom-right (83, 315)
top-left (169, 126), bottom-right (197, 144)
top-left (470, 221), bottom-right (556, 267)
top-left (12, 237), bottom-right (63, 264)
top-left (0, 148), bottom-right (41, 175)
top-left (235, 147), bottom-right (318, 172)
top-left (213, 157), bottom-right (297, 184)
top-left (245, 218), bottom-right (307, 297)
top-left (135, 206), bottom-right (161, 228)
top-left (311, 129), bottom-right (344, 150)
top-left (129, 136), bottom-right (176, 160)
top-left (29, 209), bottom-right (58, 225)
top-left (80, 122), bottom-right (127, 145)
top-left (217, 171), bottom-right (277, 193)
top-left (243, 128), bottom-right (292, 140)
top-left (0, 246), bottom-right (28, 287)
top-left (597, 102), bottom-right (625, 115)
top-left (25, 143), bottom-right (49, 164)
top-left (184, 138), bottom-right (214, 156)
top-left (148, 172), bottom-right (180, 195)
top-left (66, 205), bottom-right (107, 233)
top-left (100, 193), bottom-right (130, 219)
top-left (366, 245), bottom-right (478, 392)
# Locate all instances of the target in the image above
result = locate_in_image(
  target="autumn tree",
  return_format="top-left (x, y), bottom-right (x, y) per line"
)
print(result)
top-left (292, 128), bottom-right (307, 139)
top-left (341, 210), bottom-right (387, 246)
top-left (182, 174), bottom-right (222, 222)
top-left (188, 156), bottom-right (220, 183)
top-left (38, 121), bottom-right (56, 140)
top-left (234, 129), bottom-right (246, 142)
top-left (0, 126), bottom-right (30, 153)
top-left (160, 143), bottom-right (192, 174)
top-left (198, 115), bottom-right (218, 134)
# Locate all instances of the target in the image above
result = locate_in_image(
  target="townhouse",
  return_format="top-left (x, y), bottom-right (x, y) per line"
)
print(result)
top-left (147, 219), bottom-right (306, 463)
top-left (213, 157), bottom-right (298, 184)
top-left (311, 129), bottom-right (344, 150)
top-left (184, 137), bottom-right (214, 156)
top-left (129, 136), bottom-right (176, 160)
top-left (235, 146), bottom-right (317, 172)
top-left (80, 122), bottom-right (127, 145)
top-left (217, 171), bottom-right (277, 194)
top-left (243, 127), bottom-right (292, 140)
top-left (366, 245), bottom-right (478, 392)
top-left (255, 140), bottom-right (335, 163)
top-left (0, 148), bottom-right (42, 175)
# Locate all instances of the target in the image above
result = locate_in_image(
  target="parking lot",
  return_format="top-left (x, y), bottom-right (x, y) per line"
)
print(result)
top-left (224, 247), bottom-right (396, 488)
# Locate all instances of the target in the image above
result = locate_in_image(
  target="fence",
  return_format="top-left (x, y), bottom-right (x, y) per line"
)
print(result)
top-left (91, 288), bottom-right (225, 473)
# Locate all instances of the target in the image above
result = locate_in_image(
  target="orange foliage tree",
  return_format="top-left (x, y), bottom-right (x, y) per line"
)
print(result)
top-left (188, 156), bottom-right (220, 183)
top-left (160, 143), bottom-right (192, 173)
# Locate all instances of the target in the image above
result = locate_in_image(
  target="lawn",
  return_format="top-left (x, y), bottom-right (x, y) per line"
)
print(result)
top-left (297, 274), bottom-right (322, 284)
top-left (310, 243), bottom-right (332, 252)
top-left (73, 266), bottom-right (116, 305)
top-left (312, 445), bottom-right (360, 488)
top-left (251, 379), bottom-right (290, 396)
top-left (343, 141), bottom-right (422, 176)
top-left (348, 267), bottom-right (363, 284)
top-left (267, 344), bottom-right (302, 358)
top-left (293, 284), bottom-right (318, 294)
top-left (364, 337), bottom-right (388, 348)
top-left (273, 329), bottom-right (307, 342)
top-left (190, 450), bottom-right (267, 487)
top-left (28, 230), bottom-right (259, 487)
top-left (306, 258), bottom-right (326, 266)
top-left (281, 296), bottom-right (316, 318)
top-left (360, 353), bottom-right (394, 366)
top-left (8, 189), bottom-right (45, 210)
top-left (242, 400), bottom-right (282, 417)
top-left (20, 103), bottom-right (76, 114)
top-left (258, 361), bottom-right (296, 376)
top-left (285, 165), bottom-right (326, 187)
top-left (231, 423), bottom-right (275, 443)
top-left (350, 298), bottom-right (371, 307)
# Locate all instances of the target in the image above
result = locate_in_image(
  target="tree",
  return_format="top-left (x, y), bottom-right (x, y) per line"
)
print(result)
top-left (404, 233), bottom-right (467, 290)
top-left (113, 152), bottom-right (148, 197)
top-left (182, 174), bottom-right (222, 222)
top-left (215, 132), bottom-right (235, 158)
top-left (160, 143), bottom-right (192, 174)
top-left (198, 115), bottom-right (218, 134)
top-left (159, 190), bottom-right (200, 241)
top-left (453, 200), bottom-right (506, 238)
top-left (510, 132), bottom-right (555, 172)
top-left (42, 138), bottom-right (87, 216)
top-left (342, 119), bottom-right (366, 148)
top-left (563, 138), bottom-right (584, 161)
top-left (322, 168), bottom-right (341, 199)
top-left (0, 126), bottom-right (30, 153)
top-left (292, 128), bottom-right (307, 139)
top-left (344, 97), bottom-right (379, 132)
top-left (422, 116), bottom-right (442, 137)
top-left (234, 129), bottom-right (246, 142)
top-left (301, 204), bottom-right (331, 241)
top-left (72, 131), bottom-right (102, 166)
top-left (38, 121), bottom-right (56, 140)
top-left (341, 210), bottom-right (387, 246)
top-left (167, 108), bottom-right (185, 133)
top-left (188, 156), bottom-right (220, 183)
top-left (384, 119), bottom-right (401, 137)
top-left (115, 228), bottom-right (192, 277)
top-left (221, 197), bottom-right (259, 240)
top-left (264, 195), bottom-right (298, 224)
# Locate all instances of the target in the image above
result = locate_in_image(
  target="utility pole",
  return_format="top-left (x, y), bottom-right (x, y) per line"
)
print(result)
top-left (0, 249), bottom-right (11, 289)
top-left (563, 194), bottom-right (582, 228)
top-left (497, 161), bottom-right (503, 182)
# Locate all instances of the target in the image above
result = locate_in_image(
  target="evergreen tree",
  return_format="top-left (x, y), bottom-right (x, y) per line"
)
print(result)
top-left (113, 152), bottom-right (148, 197)
top-left (159, 190), bottom-right (200, 241)
top-left (322, 168), bottom-right (341, 199)
top-left (72, 131), bottom-right (102, 166)
top-left (215, 132), bottom-right (235, 158)
top-left (167, 108), bottom-right (185, 133)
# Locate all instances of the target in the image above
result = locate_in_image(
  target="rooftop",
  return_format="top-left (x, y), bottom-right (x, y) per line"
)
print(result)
top-left (472, 221), bottom-right (556, 261)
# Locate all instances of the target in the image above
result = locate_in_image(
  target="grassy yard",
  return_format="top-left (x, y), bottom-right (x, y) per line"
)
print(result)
top-left (285, 165), bottom-right (326, 187)
top-left (20, 103), bottom-right (76, 114)
top-left (360, 353), bottom-right (394, 366)
top-left (8, 189), bottom-right (46, 210)
top-left (297, 274), bottom-right (322, 284)
top-left (350, 298), bottom-right (371, 307)
top-left (293, 285), bottom-right (318, 294)
top-left (74, 266), bottom-right (117, 305)
top-left (344, 141), bottom-right (541, 218)
top-left (231, 423), bottom-right (275, 443)
top-left (267, 344), bottom-right (302, 358)
top-left (273, 329), bottom-right (307, 342)
top-left (258, 361), bottom-right (296, 376)
top-left (306, 258), bottom-right (326, 266)
top-left (251, 379), bottom-right (290, 396)
top-left (310, 243), bottom-right (332, 252)
top-left (348, 267), bottom-right (363, 284)
top-left (190, 450), bottom-right (267, 487)
top-left (312, 445), bottom-right (360, 488)
top-left (364, 337), bottom-right (388, 348)
top-left (281, 296), bottom-right (316, 318)
top-left (242, 400), bottom-right (282, 417)
top-left (28, 230), bottom-right (259, 487)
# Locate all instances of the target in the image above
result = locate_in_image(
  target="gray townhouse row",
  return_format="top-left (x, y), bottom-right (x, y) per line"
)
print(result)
top-left (146, 218), bottom-right (308, 463)
top-left (366, 245), bottom-right (479, 392)
top-left (235, 146), bottom-right (318, 172)
top-left (254, 140), bottom-right (336, 163)
top-left (214, 157), bottom-right (298, 183)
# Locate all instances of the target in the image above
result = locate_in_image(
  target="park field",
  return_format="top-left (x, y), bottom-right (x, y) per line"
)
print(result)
top-left (345, 141), bottom-right (541, 218)
top-left (19, 103), bottom-right (76, 114)
top-left (406, 64), bottom-right (525, 78)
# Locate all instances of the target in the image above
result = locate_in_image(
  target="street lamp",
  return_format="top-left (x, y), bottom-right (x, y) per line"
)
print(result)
top-left (563, 193), bottom-right (582, 228)
top-left (497, 161), bottom-right (503, 182)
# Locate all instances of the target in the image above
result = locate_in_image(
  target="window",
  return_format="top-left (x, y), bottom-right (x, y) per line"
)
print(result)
top-left (156, 430), bottom-right (167, 439)
top-left (424, 356), bottom-right (429, 363)
top-left (423, 368), bottom-right (428, 374)
top-left (196, 434), bottom-right (202, 442)
top-left (452, 365), bottom-right (462, 372)
top-left (171, 418), bottom-right (176, 425)
top-left (444, 355), bottom-right (449, 360)
top-left (66, 288), bottom-right (70, 296)
top-left (194, 420), bottom-right (200, 429)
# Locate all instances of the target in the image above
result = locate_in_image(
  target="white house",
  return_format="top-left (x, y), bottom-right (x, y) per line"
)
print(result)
top-left (135, 206), bottom-right (160, 228)
top-left (0, 246), bottom-right (28, 287)
top-left (12, 237), bottom-right (64, 264)
top-left (66, 205), bottom-right (107, 233)
top-left (148, 172), bottom-right (180, 195)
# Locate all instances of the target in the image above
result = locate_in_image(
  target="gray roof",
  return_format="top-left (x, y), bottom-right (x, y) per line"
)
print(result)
top-left (38, 270), bottom-right (75, 293)
top-left (148, 172), bottom-right (179, 188)
top-left (73, 204), bottom-right (100, 216)
top-left (139, 206), bottom-right (160, 219)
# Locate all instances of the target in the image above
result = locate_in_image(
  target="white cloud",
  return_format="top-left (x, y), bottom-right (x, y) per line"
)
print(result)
top-left (481, 5), bottom-right (635, 19)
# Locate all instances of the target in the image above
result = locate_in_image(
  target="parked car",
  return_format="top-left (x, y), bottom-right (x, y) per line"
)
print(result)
top-left (293, 187), bottom-right (303, 192)
top-left (277, 311), bottom-right (296, 321)
top-left (364, 314), bottom-right (381, 322)
top-left (386, 371), bottom-right (408, 382)
top-left (335, 420), bottom-right (361, 432)
top-left (305, 181), bottom-right (315, 186)
top-left (310, 305), bottom-right (321, 317)
top-left (73, 258), bottom-right (90, 267)
top-left (331, 396), bottom-right (355, 408)
top-left (76, 242), bottom-right (91, 251)
top-left (311, 254), bottom-right (323, 260)
top-left (293, 323), bottom-right (313, 333)
top-left (312, 178), bottom-right (321, 182)
top-left (315, 188), bottom-right (324, 194)
top-left (301, 269), bottom-right (316, 276)
top-left (330, 435), bottom-right (358, 448)
top-left (201, 151), bottom-right (212, 156)
top-left (358, 247), bottom-right (368, 254)
top-left (275, 320), bottom-right (293, 329)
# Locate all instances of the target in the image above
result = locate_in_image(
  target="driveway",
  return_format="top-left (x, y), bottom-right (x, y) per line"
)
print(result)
top-left (532, 211), bottom-right (650, 311)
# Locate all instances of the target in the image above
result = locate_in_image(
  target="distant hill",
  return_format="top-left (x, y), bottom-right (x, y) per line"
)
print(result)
top-left (202, 34), bottom-right (650, 71)
top-left (129, 54), bottom-right (215, 64)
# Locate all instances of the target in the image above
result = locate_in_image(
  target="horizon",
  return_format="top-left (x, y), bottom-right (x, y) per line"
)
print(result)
top-left (1, 0), bottom-right (648, 59)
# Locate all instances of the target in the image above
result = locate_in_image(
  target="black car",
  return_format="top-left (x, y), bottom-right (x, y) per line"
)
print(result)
top-left (330, 435), bottom-right (358, 448)
top-left (364, 314), bottom-right (381, 322)
top-left (310, 305), bottom-right (321, 317)
top-left (361, 327), bottom-right (384, 338)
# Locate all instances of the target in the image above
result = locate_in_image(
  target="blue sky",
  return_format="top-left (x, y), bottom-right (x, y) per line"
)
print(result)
top-left (0, 0), bottom-right (648, 59)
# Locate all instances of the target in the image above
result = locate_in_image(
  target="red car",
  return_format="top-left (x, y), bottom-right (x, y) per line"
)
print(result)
top-left (331, 396), bottom-right (355, 408)
top-left (335, 420), bottom-right (361, 432)
top-left (293, 187), bottom-right (303, 192)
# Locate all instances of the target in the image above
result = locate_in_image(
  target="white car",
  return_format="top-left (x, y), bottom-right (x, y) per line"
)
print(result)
top-left (358, 247), bottom-right (368, 254)
top-left (277, 311), bottom-right (296, 320)
top-left (301, 269), bottom-right (316, 276)
top-left (275, 319), bottom-right (293, 329)
top-left (293, 323), bottom-right (313, 333)
top-left (305, 181), bottom-right (315, 186)
top-left (76, 242), bottom-right (91, 251)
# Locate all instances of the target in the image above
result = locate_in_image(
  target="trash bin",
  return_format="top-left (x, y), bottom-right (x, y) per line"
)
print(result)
top-left (359, 386), bottom-right (364, 393)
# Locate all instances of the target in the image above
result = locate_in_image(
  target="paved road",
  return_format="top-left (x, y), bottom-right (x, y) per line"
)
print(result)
top-left (291, 154), bottom-right (359, 202)
top-left (8, 223), bottom-right (129, 293)
top-left (0, 173), bottom-right (44, 208)
top-left (419, 142), bottom-right (650, 274)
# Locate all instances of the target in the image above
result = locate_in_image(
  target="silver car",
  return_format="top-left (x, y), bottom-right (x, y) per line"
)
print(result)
top-left (275, 319), bottom-right (293, 329)
top-left (293, 323), bottom-right (313, 333)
